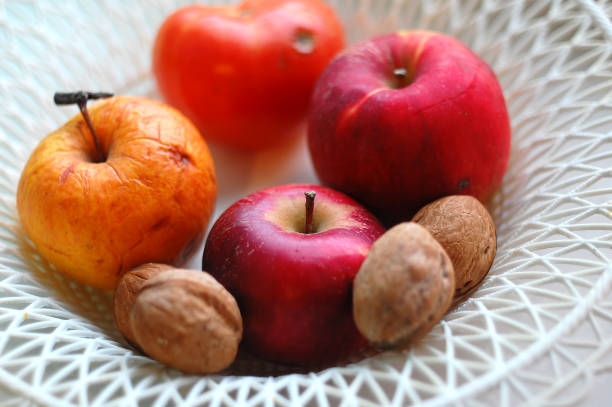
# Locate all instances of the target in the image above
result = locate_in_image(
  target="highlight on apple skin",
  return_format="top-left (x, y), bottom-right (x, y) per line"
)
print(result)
top-left (308, 30), bottom-right (511, 225)
top-left (202, 183), bottom-right (385, 366)
top-left (17, 96), bottom-right (217, 291)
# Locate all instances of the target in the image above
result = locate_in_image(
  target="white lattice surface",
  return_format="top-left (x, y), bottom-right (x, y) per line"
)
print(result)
top-left (0, 0), bottom-right (611, 406)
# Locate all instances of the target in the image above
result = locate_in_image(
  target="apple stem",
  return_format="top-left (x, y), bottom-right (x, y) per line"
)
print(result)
top-left (393, 68), bottom-right (407, 77)
top-left (304, 190), bottom-right (316, 234)
top-left (392, 68), bottom-right (410, 88)
top-left (54, 91), bottom-right (113, 162)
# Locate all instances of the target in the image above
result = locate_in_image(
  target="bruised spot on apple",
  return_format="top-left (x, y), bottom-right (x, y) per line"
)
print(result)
top-left (457, 178), bottom-right (470, 192)
top-left (202, 184), bottom-right (385, 366)
top-left (308, 30), bottom-right (511, 225)
top-left (166, 144), bottom-right (193, 166)
top-left (59, 164), bottom-right (74, 184)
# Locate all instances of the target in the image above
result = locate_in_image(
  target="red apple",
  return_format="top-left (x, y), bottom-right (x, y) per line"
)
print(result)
top-left (308, 30), bottom-right (511, 224)
top-left (202, 184), bottom-right (385, 366)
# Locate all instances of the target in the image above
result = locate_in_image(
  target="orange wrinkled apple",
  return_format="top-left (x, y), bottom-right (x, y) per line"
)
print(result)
top-left (17, 96), bottom-right (217, 290)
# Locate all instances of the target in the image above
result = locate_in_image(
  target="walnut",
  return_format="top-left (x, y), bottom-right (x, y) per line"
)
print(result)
top-left (413, 195), bottom-right (496, 304)
top-left (113, 264), bottom-right (242, 374)
top-left (353, 222), bottom-right (454, 350)
top-left (113, 263), bottom-right (174, 346)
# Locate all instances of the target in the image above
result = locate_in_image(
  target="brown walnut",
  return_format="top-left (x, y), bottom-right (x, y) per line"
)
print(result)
top-left (112, 263), bottom-right (173, 346)
top-left (129, 268), bottom-right (243, 374)
top-left (412, 195), bottom-right (496, 305)
top-left (353, 222), bottom-right (454, 350)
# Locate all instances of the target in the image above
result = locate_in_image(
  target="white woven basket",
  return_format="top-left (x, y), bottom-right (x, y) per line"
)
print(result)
top-left (1, 0), bottom-right (612, 405)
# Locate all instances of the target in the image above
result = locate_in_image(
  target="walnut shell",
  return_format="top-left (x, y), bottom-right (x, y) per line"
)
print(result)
top-left (112, 263), bottom-right (174, 345)
top-left (353, 222), bottom-right (454, 350)
top-left (129, 269), bottom-right (243, 374)
top-left (412, 195), bottom-right (496, 304)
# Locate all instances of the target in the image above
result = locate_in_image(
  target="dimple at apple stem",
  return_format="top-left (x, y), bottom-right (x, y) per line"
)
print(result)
top-left (393, 68), bottom-right (407, 76)
top-left (54, 91), bottom-right (113, 163)
top-left (304, 190), bottom-right (316, 234)
top-left (392, 68), bottom-right (410, 89)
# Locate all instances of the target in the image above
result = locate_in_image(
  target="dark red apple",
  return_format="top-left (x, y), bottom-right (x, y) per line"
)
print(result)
top-left (308, 30), bottom-right (511, 224)
top-left (202, 184), bottom-right (385, 366)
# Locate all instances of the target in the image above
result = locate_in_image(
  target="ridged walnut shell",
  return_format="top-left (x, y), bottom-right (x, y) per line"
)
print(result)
top-left (353, 222), bottom-right (454, 350)
top-left (412, 195), bottom-right (496, 304)
top-left (129, 268), bottom-right (243, 374)
top-left (112, 263), bottom-right (174, 346)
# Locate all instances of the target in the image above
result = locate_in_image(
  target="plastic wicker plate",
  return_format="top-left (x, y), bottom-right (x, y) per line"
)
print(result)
top-left (1, 0), bottom-right (612, 406)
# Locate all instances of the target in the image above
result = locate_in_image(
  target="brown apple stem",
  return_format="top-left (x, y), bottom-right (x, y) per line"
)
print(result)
top-left (304, 190), bottom-right (316, 234)
top-left (393, 68), bottom-right (407, 77)
top-left (54, 91), bottom-right (113, 162)
top-left (392, 68), bottom-right (410, 89)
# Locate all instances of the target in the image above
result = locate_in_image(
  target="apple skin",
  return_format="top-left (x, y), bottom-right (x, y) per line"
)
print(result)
top-left (17, 97), bottom-right (217, 291)
top-left (308, 30), bottom-right (511, 225)
top-left (202, 184), bottom-right (385, 366)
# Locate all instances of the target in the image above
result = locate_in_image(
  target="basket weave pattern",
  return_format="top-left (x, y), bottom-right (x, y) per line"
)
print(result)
top-left (0, 0), bottom-right (611, 405)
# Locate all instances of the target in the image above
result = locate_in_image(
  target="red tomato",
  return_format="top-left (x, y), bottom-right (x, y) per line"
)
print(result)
top-left (153, 0), bottom-right (345, 150)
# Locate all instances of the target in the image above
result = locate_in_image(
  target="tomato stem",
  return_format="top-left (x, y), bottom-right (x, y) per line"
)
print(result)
top-left (54, 91), bottom-right (113, 162)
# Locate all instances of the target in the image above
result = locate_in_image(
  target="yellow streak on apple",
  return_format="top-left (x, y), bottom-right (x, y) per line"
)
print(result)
top-left (406, 31), bottom-right (434, 78)
top-left (336, 88), bottom-right (387, 132)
